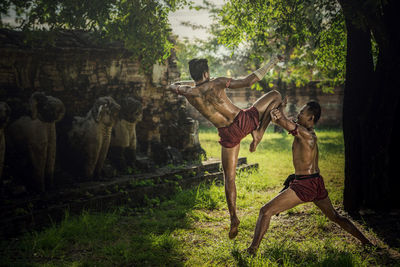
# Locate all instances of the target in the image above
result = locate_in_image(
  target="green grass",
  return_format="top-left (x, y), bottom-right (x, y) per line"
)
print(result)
top-left (1, 127), bottom-right (398, 266)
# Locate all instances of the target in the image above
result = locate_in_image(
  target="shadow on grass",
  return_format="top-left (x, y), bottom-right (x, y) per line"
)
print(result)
top-left (359, 211), bottom-right (400, 253)
top-left (0, 181), bottom-right (223, 266)
top-left (232, 244), bottom-right (364, 267)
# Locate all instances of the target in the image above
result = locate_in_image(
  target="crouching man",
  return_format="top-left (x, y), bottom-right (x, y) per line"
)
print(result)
top-left (247, 101), bottom-right (372, 254)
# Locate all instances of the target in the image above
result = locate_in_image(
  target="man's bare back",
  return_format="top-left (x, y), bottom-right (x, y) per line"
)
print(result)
top-left (168, 56), bottom-right (283, 239)
top-left (175, 78), bottom-right (242, 128)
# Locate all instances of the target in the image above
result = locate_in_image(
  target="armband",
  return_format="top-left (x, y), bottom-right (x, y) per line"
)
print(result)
top-left (253, 55), bottom-right (280, 80)
top-left (288, 124), bottom-right (298, 136)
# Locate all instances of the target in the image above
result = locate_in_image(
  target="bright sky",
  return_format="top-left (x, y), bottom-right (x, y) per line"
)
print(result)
top-left (168, 0), bottom-right (225, 41)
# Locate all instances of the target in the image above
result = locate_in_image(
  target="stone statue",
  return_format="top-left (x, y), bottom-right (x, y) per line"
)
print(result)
top-left (0, 102), bottom-right (11, 185)
top-left (161, 98), bottom-right (205, 163)
top-left (67, 96), bottom-right (120, 179)
top-left (6, 92), bottom-right (65, 192)
top-left (180, 117), bottom-right (206, 162)
top-left (109, 97), bottom-right (142, 171)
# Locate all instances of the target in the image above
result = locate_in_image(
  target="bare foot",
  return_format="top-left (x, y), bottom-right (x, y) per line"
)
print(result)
top-left (246, 246), bottom-right (258, 255)
top-left (229, 218), bottom-right (240, 239)
top-left (362, 240), bottom-right (375, 248)
top-left (250, 130), bottom-right (262, 153)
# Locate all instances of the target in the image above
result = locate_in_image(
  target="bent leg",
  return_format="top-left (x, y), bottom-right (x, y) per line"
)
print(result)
top-left (221, 144), bottom-right (241, 239)
top-left (248, 188), bottom-right (303, 254)
top-left (250, 90), bottom-right (282, 152)
top-left (314, 197), bottom-right (371, 245)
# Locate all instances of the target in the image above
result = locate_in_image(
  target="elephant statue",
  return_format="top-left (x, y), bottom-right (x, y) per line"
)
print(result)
top-left (0, 102), bottom-right (11, 185)
top-left (6, 92), bottom-right (65, 193)
top-left (109, 97), bottom-right (143, 171)
top-left (181, 117), bottom-right (206, 162)
top-left (67, 96), bottom-right (120, 179)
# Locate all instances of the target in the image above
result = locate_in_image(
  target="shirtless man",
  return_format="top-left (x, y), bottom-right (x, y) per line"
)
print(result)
top-left (247, 101), bottom-right (372, 254)
top-left (168, 56), bottom-right (283, 239)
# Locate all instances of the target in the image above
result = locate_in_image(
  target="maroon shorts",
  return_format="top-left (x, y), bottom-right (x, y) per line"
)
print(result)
top-left (289, 173), bottom-right (328, 202)
top-left (217, 106), bottom-right (260, 148)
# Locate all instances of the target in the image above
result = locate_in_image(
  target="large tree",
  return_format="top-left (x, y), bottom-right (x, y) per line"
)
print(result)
top-left (338, 0), bottom-right (400, 213)
top-left (217, 0), bottom-right (400, 213)
top-left (0, 0), bottom-right (189, 71)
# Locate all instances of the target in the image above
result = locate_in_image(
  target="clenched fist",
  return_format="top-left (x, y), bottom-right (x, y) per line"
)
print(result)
top-left (270, 108), bottom-right (282, 123)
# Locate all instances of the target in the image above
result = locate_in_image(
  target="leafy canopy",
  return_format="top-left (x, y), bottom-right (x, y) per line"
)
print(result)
top-left (217, 0), bottom-right (346, 85)
top-left (175, 1), bottom-right (260, 82)
top-left (0, 0), bottom-right (190, 72)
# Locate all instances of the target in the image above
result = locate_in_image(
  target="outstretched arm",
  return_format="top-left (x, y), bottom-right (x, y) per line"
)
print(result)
top-left (270, 108), bottom-right (312, 139)
top-left (270, 108), bottom-right (296, 132)
top-left (173, 80), bottom-right (195, 86)
top-left (221, 55), bottom-right (283, 89)
top-left (167, 83), bottom-right (200, 97)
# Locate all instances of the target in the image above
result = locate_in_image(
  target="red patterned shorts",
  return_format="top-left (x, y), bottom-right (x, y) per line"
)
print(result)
top-left (217, 106), bottom-right (259, 148)
top-left (289, 173), bottom-right (329, 202)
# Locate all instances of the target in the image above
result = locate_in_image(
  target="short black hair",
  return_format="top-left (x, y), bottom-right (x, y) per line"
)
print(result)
top-left (306, 100), bottom-right (321, 123)
top-left (189, 58), bottom-right (209, 81)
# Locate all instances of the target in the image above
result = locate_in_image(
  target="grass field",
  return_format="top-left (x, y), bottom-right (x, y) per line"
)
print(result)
top-left (1, 127), bottom-right (399, 266)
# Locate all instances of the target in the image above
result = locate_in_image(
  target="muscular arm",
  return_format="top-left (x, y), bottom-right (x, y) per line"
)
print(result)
top-left (213, 74), bottom-right (259, 90)
top-left (216, 55), bottom-right (283, 89)
top-left (270, 108), bottom-right (313, 140)
top-left (173, 80), bottom-right (195, 86)
top-left (270, 108), bottom-right (296, 132)
top-left (167, 83), bottom-right (200, 97)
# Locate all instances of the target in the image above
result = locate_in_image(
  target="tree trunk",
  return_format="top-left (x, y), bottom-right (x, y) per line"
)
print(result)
top-left (364, 0), bottom-right (400, 209)
top-left (341, 9), bottom-right (374, 213)
top-left (340, 0), bottom-right (400, 212)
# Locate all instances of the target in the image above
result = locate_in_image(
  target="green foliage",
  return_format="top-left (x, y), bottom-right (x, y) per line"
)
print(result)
top-left (175, 0), bottom-right (346, 90)
top-left (174, 174), bottom-right (183, 180)
top-left (216, 0), bottom-right (347, 84)
top-left (0, 0), bottom-right (190, 72)
top-left (175, 39), bottom-right (202, 80)
top-left (175, 37), bottom-right (249, 80)
top-left (313, 11), bottom-right (347, 81)
top-left (130, 178), bottom-right (155, 187)
top-left (193, 181), bottom-right (224, 210)
top-left (175, 1), bottom-right (255, 80)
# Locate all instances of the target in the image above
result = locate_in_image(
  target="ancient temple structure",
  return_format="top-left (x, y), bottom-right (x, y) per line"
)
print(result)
top-left (0, 29), bottom-right (203, 169)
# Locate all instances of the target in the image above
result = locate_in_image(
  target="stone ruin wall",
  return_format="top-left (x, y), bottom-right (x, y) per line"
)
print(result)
top-left (188, 81), bottom-right (344, 128)
top-left (0, 30), bottom-right (190, 162)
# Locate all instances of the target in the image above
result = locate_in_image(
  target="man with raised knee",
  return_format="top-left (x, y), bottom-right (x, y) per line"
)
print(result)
top-left (168, 55), bottom-right (283, 239)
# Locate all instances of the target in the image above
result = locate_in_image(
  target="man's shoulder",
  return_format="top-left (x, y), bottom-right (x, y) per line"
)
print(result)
top-left (211, 77), bottom-right (231, 88)
top-left (295, 126), bottom-right (317, 141)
